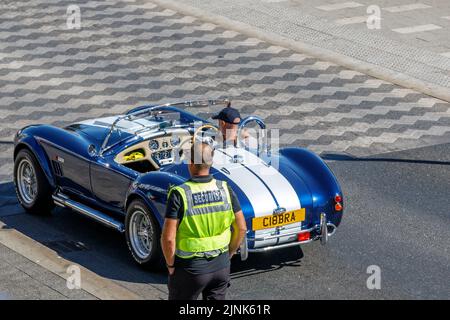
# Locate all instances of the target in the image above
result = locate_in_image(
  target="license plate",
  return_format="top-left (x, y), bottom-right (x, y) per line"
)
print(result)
top-left (252, 208), bottom-right (305, 231)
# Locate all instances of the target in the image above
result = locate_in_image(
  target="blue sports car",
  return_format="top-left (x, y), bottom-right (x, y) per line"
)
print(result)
top-left (13, 99), bottom-right (343, 268)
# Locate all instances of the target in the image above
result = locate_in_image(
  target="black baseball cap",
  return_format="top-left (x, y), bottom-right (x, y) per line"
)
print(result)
top-left (212, 106), bottom-right (241, 124)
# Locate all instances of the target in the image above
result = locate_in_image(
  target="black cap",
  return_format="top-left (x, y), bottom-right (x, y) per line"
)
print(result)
top-left (212, 106), bottom-right (241, 124)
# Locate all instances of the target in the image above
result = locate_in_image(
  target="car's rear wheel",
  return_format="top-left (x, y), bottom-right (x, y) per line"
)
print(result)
top-left (125, 199), bottom-right (163, 270)
top-left (14, 149), bottom-right (53, 214)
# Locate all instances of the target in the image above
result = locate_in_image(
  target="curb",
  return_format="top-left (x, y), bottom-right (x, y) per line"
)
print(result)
top-left (0, 221), bottom-right (143, 300)
top-left (149, 0), bottom-right (450, 103)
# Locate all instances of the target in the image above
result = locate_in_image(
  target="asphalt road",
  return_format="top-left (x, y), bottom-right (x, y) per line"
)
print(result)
top-left (0, 0), bottom-right (449, 300)
top-left (1, 142), bottom-right (448, 299)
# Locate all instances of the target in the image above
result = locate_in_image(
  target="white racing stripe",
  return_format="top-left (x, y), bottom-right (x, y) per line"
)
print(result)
top-left (212, 149), bottom-right (277, 217)
top-left (223, 147), bottom-right (301, 210)
top-left (213, 147), bottom-right (302, 238)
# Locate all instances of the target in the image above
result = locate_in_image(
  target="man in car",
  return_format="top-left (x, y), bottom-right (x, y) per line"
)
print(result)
top-left (161, 141), bottom-right (247, 300)
top-left (212, 105), bottom-right (258, 149)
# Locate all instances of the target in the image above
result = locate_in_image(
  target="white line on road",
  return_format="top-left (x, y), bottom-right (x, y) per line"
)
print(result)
top-left (392, 24), bottom-right (442, 34)
top-left (316, 2), bottom-right (363, 11)
top-left (335, 16), bottom-right (369, 25)
top-left (441, 16), bottom-right (450, 20)
top-left (440, 52), bottom-right (450, 58)
top-left (383, 3), bottom-right (431, 13)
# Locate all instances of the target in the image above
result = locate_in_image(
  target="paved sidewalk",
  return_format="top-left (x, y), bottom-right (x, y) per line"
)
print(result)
top-left (0, 241), bottom-right (96, 300)
top-left (160, 0), bottom-right (450, 101)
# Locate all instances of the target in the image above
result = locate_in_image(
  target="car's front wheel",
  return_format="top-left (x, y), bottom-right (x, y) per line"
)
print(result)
top-left (125, 199), bottom-right (163, 270)
top-left (14, 149), bottom-right (53, 214)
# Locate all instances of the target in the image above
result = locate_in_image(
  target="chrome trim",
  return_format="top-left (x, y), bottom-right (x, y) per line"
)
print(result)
top-left (129, 208), bottom-right (153, 259)
top-left (240, 235), bottom-right (249, 261)
top-left (247, 222), bottom-right (337, 242)
top-left (320, 213), bottom-right (328, 245)
top-left (53, 193), bottom-right (125, 232)
top-left (240, 214), bottom-right (337, 257)
top-left (17, 158), bottom-right (37, 205)
top-left (238, 116), bottom-right (267, 130)
top-left (248, 241), bottom-right (304, 253)
top-left (273, 207), bottom-right (287, 215)
top-left (237, 116), bottom-right (266, 153)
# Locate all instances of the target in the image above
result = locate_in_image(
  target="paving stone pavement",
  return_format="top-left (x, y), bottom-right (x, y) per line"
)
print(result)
top-left (1, 0), bottom-right (450, 182)
top-left (0, 242), bottom-right (95, 300)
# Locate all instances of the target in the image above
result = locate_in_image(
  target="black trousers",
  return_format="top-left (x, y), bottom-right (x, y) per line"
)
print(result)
top-left (168, 266), bottom-right (230, 300)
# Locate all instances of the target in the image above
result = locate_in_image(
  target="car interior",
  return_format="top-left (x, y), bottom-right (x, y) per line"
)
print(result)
top-left (114, 129), bottom-right (193, 173)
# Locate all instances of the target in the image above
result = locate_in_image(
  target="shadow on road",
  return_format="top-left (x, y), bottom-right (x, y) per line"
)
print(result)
top-left (321, 152), bottom-right (450, 166)
top-left (230, 246), bottom-right (304, 280)
top-left (0, 181), bottom-right (303, 286)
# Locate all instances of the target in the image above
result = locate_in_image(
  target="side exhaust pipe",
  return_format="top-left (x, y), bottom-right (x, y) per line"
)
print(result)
top-left (53, 193), bottom-right (125, 232)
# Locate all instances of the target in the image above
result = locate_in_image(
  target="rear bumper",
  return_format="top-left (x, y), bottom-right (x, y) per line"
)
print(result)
top-left (240, 213), bottom-right (337, 260)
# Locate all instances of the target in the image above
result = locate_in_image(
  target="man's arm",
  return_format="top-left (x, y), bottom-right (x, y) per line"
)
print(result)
top-left (161, 190), bottom-right (183, 274)
top-left (229, 210), bottom-right (247, 258)
top-left (161, 218), bottom-right (178, 274)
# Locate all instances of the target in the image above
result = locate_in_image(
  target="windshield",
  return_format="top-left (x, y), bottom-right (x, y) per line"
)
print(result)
top-left (99, 113), bottom-right (180, 154)
top-left (99, 99), bottom-right (230, 154)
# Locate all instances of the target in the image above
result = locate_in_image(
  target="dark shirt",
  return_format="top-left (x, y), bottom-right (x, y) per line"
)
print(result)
top-left (165, 174), bottom-right (242, 275)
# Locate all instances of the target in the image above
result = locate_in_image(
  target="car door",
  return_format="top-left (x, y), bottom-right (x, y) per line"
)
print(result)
top-left (89, 154), bottom-right (137, 211)
top-left (40, 139), bottom-right (93, 199)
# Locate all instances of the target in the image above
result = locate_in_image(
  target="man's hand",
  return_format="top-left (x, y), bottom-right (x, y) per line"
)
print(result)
top-left (161, 218), bottom-right (178, 275)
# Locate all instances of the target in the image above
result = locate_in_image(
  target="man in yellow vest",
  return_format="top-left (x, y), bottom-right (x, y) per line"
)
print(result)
top-left (161, 141), bottom-right (247, 300)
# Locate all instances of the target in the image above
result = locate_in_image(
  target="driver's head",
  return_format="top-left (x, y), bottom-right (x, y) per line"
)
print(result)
top-left (187, 142), bottom-right (215, 177)
top-left (212, 105), bottom-right (241, 142)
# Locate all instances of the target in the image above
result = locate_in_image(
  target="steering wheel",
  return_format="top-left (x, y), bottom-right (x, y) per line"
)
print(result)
top-left (177, 124), bottom-right (219, 160)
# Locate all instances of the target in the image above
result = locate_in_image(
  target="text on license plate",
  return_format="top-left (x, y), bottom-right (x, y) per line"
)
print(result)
top-left (252, 208), bottom-right (306, 231)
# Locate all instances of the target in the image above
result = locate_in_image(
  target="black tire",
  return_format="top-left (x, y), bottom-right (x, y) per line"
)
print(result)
top-left (125, 199), bottom-right (163, 270)
top-left (14, 148), bottom-right (54, 215)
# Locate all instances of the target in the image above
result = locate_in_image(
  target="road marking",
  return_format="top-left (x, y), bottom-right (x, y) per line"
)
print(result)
top-left (261, 0), bottom-right (287, 2)
top-left (336, 15), bottom-right (370, 25)
top-left (441, 16), bottom-right (450, 20)
top-left (440, 52), bottom-right (450, 58)
top-left (392, 24), bottom-right (442, 34)
top-left (316, 2), bottom-right (363, 11)
top-left (383, 3), bottom-right (431, 13)
top-left (0, 221), bottom-right (144, 300)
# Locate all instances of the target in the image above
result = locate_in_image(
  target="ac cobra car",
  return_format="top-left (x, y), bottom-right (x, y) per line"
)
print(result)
top-left (13, 99), bottom-right (343, 267)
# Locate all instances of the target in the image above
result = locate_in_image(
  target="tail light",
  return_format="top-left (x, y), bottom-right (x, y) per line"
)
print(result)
top-left (334, 194), bottom-right (343, 212)
top-left (298, 232), bottom-right (310, 242)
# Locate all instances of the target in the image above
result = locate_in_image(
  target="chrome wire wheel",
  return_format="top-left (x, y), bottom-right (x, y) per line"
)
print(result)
top-left (129, 209), bottom-right (153, 259)
top-left (17, 158), bottom-right (37, 205)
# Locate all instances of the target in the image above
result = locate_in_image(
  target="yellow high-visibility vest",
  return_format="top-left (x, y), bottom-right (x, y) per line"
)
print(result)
top-left (168, 179), bottom-right (235, 259)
